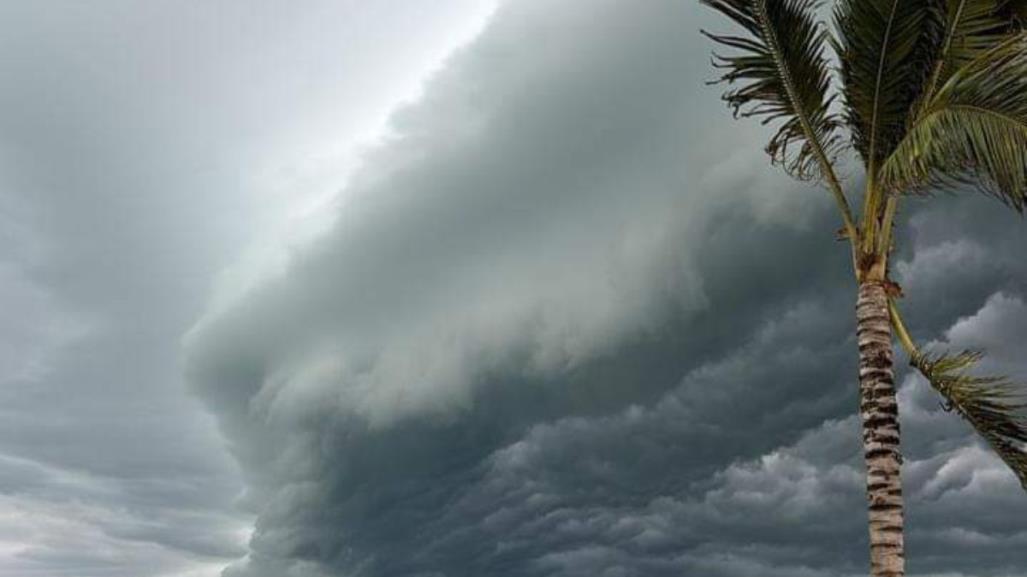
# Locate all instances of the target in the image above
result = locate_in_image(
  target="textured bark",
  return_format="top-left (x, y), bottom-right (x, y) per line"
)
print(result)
top-left (856, 281), bottom-right (904, 577)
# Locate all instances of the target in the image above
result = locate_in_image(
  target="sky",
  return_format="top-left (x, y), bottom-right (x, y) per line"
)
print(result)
top-left (2, 2), bottom-right (1027, 577)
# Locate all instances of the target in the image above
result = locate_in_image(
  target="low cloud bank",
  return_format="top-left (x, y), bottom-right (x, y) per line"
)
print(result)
top-left (186, 1), bottom-right (1027, 575)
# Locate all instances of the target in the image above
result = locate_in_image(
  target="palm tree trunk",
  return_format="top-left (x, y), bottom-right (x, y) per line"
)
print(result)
top-left (856, 281), bottom-right (904, 577)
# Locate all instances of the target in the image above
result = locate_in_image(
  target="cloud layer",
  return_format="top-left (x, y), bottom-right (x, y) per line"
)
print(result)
top-left (185, 1), bottom-right (1027, 576)
top-left (0, 2), bottom-right (493, 575)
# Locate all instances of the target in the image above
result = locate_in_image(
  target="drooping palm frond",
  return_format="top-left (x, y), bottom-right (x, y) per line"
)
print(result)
top-left (915, 350), bottom-right (1027, 489)
top-left (834, 1), bottom-right (940, 170)
top-left (699, 0), bottom-right (843, 182)
top-left (879, 34), bottom-right (1027, 210)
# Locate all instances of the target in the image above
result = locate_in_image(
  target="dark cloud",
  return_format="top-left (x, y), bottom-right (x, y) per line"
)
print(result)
top-left (184, 1), bottom-right (1027, 577)
top-left (3, 0), bottom-right (1025, 576)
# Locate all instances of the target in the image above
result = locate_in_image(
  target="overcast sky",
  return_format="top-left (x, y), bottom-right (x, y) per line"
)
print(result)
top-left (3, 2), bottom-right (1027, 577)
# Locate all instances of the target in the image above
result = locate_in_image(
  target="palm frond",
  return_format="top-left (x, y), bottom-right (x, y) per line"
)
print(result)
top-left (920, 0), bottom-right (1020, 100)
top-left (879, 34), bottom-right (1027, 210)
top-left (700, 0), bottom-right (842, 181)
top-left (916, 351), bottom-right (1027, 489)
top-left (834, 0), bottom-right (940, 170)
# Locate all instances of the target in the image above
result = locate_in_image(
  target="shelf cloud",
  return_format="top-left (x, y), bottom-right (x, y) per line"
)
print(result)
top-left (185, 1), bottom-right (1027, 576)
top-left (3, 1), bottom-right (1027, 576)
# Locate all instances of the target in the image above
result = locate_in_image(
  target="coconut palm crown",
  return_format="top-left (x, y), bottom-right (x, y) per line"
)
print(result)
top-left (700, 1), bottom-right (1027, 576)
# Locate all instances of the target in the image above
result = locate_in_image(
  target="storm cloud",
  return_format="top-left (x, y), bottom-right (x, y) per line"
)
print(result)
top-left (184, 1), bottom-right (1027, 577)
top-left (0, 1), bottom-right (491, 576)
top-left (4, 1), bottom-right (1027, 576)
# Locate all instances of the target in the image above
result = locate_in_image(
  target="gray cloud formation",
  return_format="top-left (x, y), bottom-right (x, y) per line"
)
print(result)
top-left (184, 1), bottom-right (1027, 576)
top-left (2, 0), bottom-right (1023, 575)
top-left (0, 2), bottom-right (491, 576)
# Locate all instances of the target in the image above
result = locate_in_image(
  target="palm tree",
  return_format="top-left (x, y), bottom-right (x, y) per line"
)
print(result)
top-left (699, 1), bottom-right (1027, 575)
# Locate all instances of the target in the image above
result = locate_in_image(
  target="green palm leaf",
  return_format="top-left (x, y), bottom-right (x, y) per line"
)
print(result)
top-left (700, 0), bottom-right (842, 181)
top-left (916, 351), bottom-right (1027, 489)
top-left (834, 0), bottom-right (938, 170)
top-left (926, 1), bottom-right (1017, 94)
top-left (914, 0), bottom-right (1027, 115)
top-left (880, 34), bottom-right (1027, 210)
